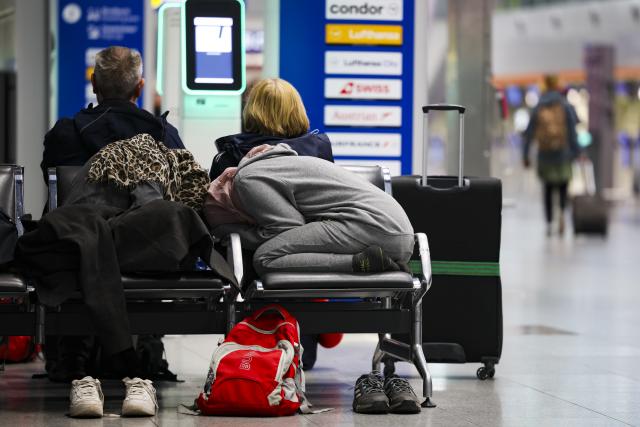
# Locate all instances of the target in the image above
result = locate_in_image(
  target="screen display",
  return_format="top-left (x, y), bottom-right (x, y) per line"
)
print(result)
top-left (194, 17), bottom-right (234, 84)
top-left (184, 0), bottom-right (244, 93)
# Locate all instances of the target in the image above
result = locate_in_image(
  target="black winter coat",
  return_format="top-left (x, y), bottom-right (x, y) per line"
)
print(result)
top-left (209, 132), bottom-right (334, 180)
top-left (41, 99), bottom-right (184, 182)
top-left (15, 200), bottom-right (235, 356)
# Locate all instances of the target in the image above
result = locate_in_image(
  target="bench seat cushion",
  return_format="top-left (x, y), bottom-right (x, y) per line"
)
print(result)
top-left (0, 273), bottom-right (27, 293)
top-left (122, 272), bottom-right (226, 290)
top-left (260, 271), bottom-right (414, 291)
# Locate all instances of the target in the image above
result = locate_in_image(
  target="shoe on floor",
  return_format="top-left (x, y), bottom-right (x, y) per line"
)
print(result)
top-left (122, 377), bottom-right (158, 417)
top-left (384, 375), bottom-right (421, 414)
top-left (353, 371), bottom-right (389, 414)
top-left (69, 376), bottom-right (104, 418)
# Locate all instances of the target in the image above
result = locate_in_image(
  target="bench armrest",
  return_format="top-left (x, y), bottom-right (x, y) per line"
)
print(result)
top-left (47, 167), bottom-right (58, 211)
top-left (227, 233), bottom-right (244, 286)
top-left (415, 233), bottom-right (432, 292)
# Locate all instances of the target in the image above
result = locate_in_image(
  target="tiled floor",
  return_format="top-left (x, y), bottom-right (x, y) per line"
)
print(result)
top-left (1, 181), bottom-right (640, 426)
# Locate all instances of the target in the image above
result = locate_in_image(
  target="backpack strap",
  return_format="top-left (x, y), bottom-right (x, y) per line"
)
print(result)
top-left (253, 304), bottom-right (290, 322)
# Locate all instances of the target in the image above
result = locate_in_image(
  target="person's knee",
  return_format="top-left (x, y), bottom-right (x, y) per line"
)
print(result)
top-left (252, 243), bottom-right (279, 275)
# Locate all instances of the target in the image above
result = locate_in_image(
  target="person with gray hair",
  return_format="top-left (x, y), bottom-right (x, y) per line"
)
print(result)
top-left (92, 45), bottom-right (144, 101)
top-left (39, 46), bottom-right (186, 416)
top-left (41, 45), bottom-right (185, 182)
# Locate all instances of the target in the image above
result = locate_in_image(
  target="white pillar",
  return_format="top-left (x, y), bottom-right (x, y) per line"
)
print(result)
top-left (15, 0), bottom-right (48, 217)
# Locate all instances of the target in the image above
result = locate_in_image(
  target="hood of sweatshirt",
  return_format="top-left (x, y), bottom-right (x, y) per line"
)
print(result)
top-left (237, 143), bottom-right (298, 171)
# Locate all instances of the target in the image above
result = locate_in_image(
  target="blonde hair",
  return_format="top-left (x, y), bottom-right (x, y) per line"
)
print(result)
top-left (243, 78), bottom-right (310, 138)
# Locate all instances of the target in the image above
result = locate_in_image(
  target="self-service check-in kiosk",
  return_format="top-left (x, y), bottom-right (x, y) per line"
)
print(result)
top-left (157, 0), bottom-right (245, 169)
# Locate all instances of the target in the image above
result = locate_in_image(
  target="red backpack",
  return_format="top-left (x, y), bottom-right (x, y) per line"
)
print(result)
top-left (0, 336), bottom-right (35, 364)
top-left (0, 297), bottom-right (37, 365)
top-left (196, 304), bottom-right (305, 416)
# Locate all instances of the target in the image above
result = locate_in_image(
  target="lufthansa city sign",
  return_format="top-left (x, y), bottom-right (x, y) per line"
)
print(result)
top-left (325, 51), bottom-right (402, 75)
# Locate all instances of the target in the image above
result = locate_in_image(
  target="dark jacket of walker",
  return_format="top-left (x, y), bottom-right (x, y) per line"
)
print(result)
top-left (209, 132), bottom-right (334, 180)
top-left (41, 99), bottom-right (185, 182)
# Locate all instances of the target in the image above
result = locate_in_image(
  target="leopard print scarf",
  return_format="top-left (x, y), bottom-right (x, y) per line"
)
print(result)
top-left (87, 133), bottom-right (210, 211)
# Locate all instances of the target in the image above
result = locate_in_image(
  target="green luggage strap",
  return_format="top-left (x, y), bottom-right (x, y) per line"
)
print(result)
top-left (409, 260), bottom-right (500, 277)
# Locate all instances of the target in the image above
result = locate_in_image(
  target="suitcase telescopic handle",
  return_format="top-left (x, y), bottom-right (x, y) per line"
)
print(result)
top-left (422, 104), bottom-right (466, 188)
top-left (422, 104), bottom-right (466, 114)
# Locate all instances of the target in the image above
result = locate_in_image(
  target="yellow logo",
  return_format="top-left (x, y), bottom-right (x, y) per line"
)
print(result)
top-left (326, 24), bottom-right (403, 46)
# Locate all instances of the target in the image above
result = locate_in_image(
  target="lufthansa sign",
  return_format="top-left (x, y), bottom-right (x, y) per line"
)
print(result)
top-left (325, 78), bottom-right (402, 100)
top-left (326, 24), bottom-right (403, 46)
top-left (326, 0), bottom-right (403, 21)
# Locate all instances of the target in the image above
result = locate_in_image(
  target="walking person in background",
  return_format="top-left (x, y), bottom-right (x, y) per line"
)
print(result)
top-left (523, 75), bottom-right (580, 236)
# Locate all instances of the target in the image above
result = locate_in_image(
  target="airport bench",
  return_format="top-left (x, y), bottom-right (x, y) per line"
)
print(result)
top-left (0, 165), bottom-right (36, 338)
top-left (42, 166), bottom-right (234, 337)
top-left (230, 165), bottom-right (436, 408)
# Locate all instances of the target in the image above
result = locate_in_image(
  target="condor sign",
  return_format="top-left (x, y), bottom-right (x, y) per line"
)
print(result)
top-left (326, 0), bottom-right (403, 21)
top-left (325, 78), bottom-right (402, 100)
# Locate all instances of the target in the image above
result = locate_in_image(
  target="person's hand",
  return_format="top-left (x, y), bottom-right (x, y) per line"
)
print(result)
top-left (246, 144), bottom-right (273, 158)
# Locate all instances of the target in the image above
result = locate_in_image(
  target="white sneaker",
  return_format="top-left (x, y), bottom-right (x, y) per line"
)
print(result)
top-left (69, 376), bottom-right (104, 418)
top-left (121, 377), bottom-right (158, 417)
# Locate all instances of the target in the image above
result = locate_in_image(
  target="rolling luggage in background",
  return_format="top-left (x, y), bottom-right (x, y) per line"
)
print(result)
top-left (390, 104), bottom-right (503, 380)
top-left (572, 158), bottom-right (608, 235)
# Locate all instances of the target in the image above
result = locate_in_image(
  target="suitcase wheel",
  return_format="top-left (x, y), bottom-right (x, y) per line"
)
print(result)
top-left (476, 366), bottom-right (495, 380)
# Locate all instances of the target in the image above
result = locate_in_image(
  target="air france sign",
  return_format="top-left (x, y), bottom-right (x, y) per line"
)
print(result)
top-left (325, 78), bottom-right (402, 100)
top-left (325, 51), bottom-right (402, 75)
top-left (326, 0), bottom-right (403, 21)
top-left (327, 132), bottom-right (402, 156)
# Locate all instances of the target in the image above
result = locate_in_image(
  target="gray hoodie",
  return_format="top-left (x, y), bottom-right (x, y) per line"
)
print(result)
top-left (214, 144), bottom-right (413, 250)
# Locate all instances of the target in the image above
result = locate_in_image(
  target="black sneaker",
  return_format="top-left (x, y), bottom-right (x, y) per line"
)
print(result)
top-left (384, 375), bottom-right (421, 414)
top-left (353, 371), bottom-right (389, 414)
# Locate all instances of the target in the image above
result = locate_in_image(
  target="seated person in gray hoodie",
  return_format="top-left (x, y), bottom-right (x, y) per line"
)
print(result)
top-left (212, 144), bottom-right (414, 275)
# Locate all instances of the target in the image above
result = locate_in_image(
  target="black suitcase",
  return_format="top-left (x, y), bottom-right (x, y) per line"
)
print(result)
top-left (571, 159), bottom-right (608, 235)
top-left (390, 104), bottom-right (503, 380)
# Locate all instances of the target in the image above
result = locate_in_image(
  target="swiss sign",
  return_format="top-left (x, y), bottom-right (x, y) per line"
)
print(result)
top-left (325, 78), bottom-right (402, 100)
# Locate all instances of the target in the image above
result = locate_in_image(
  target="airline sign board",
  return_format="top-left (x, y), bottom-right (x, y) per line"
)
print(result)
top-left (325, 51), bottom-right (402, 76)
top-left (324, 105), bottom-right (402, 127)
top-left (325, 0), bottom-right (403, 21)
top-left (327, 132), bottom-right (402, 156)
top-left (325, 78), bottom-right (402, 100)
top-left (280, 0), bottom-right (414, 174)
top-left (325, 24), bottom-right (403, 46)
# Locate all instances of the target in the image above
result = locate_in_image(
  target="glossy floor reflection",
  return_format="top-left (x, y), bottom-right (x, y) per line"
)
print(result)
top-left (1, 191), bottom-right (640, 426)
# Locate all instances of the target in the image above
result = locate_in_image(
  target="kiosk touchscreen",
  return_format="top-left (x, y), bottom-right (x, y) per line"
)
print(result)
top-left (183, 0), bottom-right (245, 94)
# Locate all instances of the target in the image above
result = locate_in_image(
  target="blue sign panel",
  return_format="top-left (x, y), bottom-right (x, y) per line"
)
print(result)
top-left (56, 0), bottom-right (144, 119)
top-left (279, 0), bottom-right (414, 175)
